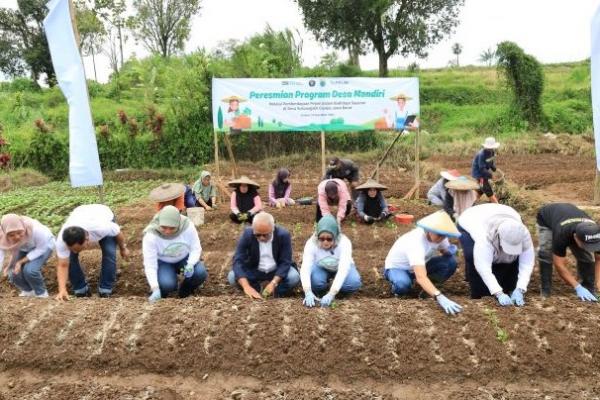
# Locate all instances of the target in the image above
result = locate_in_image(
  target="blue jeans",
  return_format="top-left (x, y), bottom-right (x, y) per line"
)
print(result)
top-left (9, 249), bottom-right (52, 295)
top-left (69, 235), bottom-right (117, 295)
top-left (384, 254), bottom-right (457, 295)
top-left (228, 267), bottom-right (300, 296)
top-left (157, 256), bottom-right (208, 298)
top-left (310, 264), bottom-right (362, 295)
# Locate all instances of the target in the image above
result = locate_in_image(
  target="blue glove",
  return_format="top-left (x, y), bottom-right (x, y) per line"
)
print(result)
top-left (510, 288), bottom-right (525, 306)
top-left (183, 264), bottom-right (194, 279)
top-left (446, 244), bottom-right (458, 256)
top-left (303, 291), bottom-right (316, 308)
top-left (320, 293), bottom-right (335, 307)
top-left (148, 288), bottom-right (161, 303)
top-left (575, 284), bottom-right (598, 302)
top-left (436, 294), bottom-right (463, 315)
top-left (496, 292), bottom-right (513, 306)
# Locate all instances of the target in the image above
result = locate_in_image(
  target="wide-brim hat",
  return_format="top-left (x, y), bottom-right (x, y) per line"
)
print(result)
top-left (416, 210), bottom-right (461, 238)
top-left (440, 169), bottom-right (460, 181)
top-left (228, 175), bottom-right (260, 189)
top-left (222, 95), bottom-right (247, 103)
top-left (356, 178), bottom-right (388, 191)
top-left (482, 137), bottom-right (500, 149)
top-left (389, 93), bottom-right (413, 101)
top-left (445, 176), bottom-right (479, 191)
top-left (149, 183), bottom-right (186, 202)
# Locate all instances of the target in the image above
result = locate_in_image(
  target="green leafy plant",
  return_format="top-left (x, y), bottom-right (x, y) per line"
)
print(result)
top-left (483, 307), bottom-right (509, 344)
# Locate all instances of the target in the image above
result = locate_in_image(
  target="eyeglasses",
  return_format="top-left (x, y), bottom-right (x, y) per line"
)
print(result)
top-left (254, 232), bottom-right (272, 239)
top-left (318, 236), bottom-right (334, 242)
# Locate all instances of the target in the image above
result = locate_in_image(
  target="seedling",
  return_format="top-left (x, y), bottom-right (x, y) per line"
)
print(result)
top-left (483, 307), bottom-right (509, 344)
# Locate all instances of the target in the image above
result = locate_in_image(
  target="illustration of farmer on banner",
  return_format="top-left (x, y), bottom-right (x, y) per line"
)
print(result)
top-left (385, 93), bottom-right (419, 131)
top-left (221, 95), bottom-right (252, 134)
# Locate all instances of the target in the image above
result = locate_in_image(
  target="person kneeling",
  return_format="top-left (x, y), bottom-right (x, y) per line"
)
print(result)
top-left (384, 211), bottom-right (462, 315)
top-left (143, 206), bottom-right (208, 303)
top-left (355, 179), bottom-right (391, 224)
top-left (229, 176), bottom-right (262, 224)
top-left (301, 215), bottom-right (362, 308)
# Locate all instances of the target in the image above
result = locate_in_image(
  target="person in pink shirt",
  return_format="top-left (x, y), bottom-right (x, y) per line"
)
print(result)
top-left (229, 176), bottom-right (263, 224)
top-left (269, 168), bottom-right (295, 208)
top-left (316, 178), bottom-right (352, 223)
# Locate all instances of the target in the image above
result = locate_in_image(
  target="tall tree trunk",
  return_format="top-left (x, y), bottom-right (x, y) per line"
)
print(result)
top-left (118, 24), bottom-right (124, 68)
top-left (377, 51), bottom-right (389, 77)
top-left (348, 44), bottom-right (360, 68)
top-left (91, 47), bottom-right (98, 81)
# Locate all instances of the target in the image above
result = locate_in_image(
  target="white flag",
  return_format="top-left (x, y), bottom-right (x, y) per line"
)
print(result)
top-left (43, 0), bottom-right (103, 187)
top-left (591, 4), bottom-right (600, 172)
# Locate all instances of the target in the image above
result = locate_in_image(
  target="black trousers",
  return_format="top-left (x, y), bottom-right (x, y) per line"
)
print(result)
top-left (315, 201), bottom-right (352, 223)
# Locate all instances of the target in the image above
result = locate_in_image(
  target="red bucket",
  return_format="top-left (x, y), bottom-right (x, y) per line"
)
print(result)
top-left (395, 213), bottom-right (414, 225)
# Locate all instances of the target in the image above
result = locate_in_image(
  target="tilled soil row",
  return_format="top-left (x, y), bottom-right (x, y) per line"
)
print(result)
top-left (1, 297), bottom-right (599, 383)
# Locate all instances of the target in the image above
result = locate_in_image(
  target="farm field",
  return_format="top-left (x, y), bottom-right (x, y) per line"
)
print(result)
top-left (1, 151), bottom-right (599, 399)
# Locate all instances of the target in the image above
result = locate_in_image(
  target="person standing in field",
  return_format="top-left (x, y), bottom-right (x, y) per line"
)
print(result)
top-left (536, 203), bottom-right (600, 301)
top-left (383, 210), bottom-right (463, 315)
top-left (268, 168), bottom-right (295, 208)
top-left (142, 206), bottom-right (208, 303)
top-left (471, 137), bottom-right (500, 203)
top-left (55, 204), bottom-right (130, 300)
top-left (323, 157), bottom-right (360, 194)
top-left (301, 215), bottom-right (362, 308)
top-left (457, 203), bottom-right (534, 306)
top-left (0, 214), bottom-right (54, 298)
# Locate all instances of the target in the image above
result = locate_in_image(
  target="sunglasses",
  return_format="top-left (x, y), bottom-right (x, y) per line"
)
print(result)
top-left (318, 236), bottom-right (334, 243)
top-left (254, 232), bottom-right (272, 239)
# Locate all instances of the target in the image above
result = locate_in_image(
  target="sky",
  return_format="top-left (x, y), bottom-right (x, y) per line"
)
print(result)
top-left (2, 0), bottom-right (600, 82)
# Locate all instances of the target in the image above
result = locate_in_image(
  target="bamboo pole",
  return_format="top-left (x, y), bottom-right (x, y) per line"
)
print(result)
top-left (370, 130), bottom-right (403, 180)
top-left (321, 130), bottom-right (326, 176)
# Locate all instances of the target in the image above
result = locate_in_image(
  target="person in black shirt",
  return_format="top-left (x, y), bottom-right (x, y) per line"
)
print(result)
top-left (536, 203), bottom-right (600, 301)
top-left (323, 157), bottom-right (360, 199)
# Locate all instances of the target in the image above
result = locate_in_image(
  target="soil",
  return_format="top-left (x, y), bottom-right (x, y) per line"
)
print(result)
top-left (1, 155), bottom-right (599, 399)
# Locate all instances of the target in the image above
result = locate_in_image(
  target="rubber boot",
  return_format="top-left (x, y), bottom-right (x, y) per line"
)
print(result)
top-left (577, 262), bottom-right (596, 294)
top-left (540, 261), bottom-right (553, 297)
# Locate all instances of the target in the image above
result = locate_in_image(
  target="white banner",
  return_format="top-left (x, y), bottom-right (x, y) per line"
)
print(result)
top-left (212, 77), bottom-right (419, 132)
top-left (44, 0), bottom-right (103, 187)
top-left (592, 3), bottom-right (600, 171)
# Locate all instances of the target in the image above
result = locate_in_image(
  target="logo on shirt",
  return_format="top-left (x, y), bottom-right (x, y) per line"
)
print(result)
top-left (161, 243), bottom-right (190, 258)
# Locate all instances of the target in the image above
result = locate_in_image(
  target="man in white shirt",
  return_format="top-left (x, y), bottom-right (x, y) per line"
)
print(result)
top-left (228, 212), bottom-right (300, 299)
top-left (384, 210), bottom-right (463, 315)
top-left (55, 204), bottom-right (130, 300)
top-left (457, 203), bottom-right (534, 307)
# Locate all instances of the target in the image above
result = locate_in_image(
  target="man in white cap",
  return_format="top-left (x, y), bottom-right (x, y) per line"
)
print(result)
top-left (457, 203), bottom-right (534, 306)
top-left (471, 137), bottom-right (500, 203)
top-left (536, 203), bottom-right (600, 301)
top-left (384, 210), bottom-right (463, 315)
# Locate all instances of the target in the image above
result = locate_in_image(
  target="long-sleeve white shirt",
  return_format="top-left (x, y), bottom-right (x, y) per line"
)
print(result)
top-left (0, 219), bottom-right (54, 266)
top-left (142, 223), bottom-right (202, 289)
top-left (458, 204), bottom-right (535, 294)
top-left (55, 205), bottom-right (120, 259)
top-left (300, 234), bottom-right (353, 296)
top-left (384, 227), bottom-right (449, 271)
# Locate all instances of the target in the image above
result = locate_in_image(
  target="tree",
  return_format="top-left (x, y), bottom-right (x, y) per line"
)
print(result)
top-left (0, 0), bottom-right (55, 84)
top-left (95, 0), bottom-right (128, 69)
top-left (130, 0), bottom-right (201, 58)
top-left (76, 1), bottom-right (107, 81)
top-left (478, 47), bottom-right (496, 67)
top-left (451, 42), bottom-right (462, 66)
top-left (496, 41), bottom-right (544, 127)
top-left (296, 0), bottom-right (465, 77)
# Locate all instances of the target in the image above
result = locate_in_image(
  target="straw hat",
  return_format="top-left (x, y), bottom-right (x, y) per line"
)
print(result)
top-left (228, 175), bottom-right (260, 189)
top-left (149, 183), bottom-right (186, 202)
top-left (416, 210), bottom-right (461, 238)
top-left (389, 93), bottom-right (413, 101)
top-left (440, 169), bottom-right (460, 181)
top-left (221, 95), bottom-right (247, 103)
top-left (355, 178), bottom-right (388, 191)
top-left (444, 176), bottom-right (479, 191)
top-left (482, 137), bottom-right (500, 149)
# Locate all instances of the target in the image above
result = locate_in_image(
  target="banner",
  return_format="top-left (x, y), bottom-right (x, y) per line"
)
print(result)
top-left (592, 4), bottom-right (600, 171)
top-left (212, 77), bottom-right (419, 133)
top-left (44, 0), bottom-right (103, 187)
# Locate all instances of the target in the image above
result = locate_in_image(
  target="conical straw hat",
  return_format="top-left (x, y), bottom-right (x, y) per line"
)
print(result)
top-left (149, 183), bottom-right (186, 202)
top-left (416, 210), bottom-right (461, 238)
top-left (228, 175), bottom-right (260, 189)
top-left (355, 178), bottom-right (388, 191)
top-left (221, 95), bottom-right (247, 103)
top-left (389, 93), bottom-right (413, 101)
top-left (444, 176), bottom-right (479, 191)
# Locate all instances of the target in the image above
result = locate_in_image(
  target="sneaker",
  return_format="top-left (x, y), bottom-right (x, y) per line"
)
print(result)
top-left (98, 292), bottom-right (112, 298)
top-left (74, 288), bottom-right (92, 298)
top-left (18, 290), bottom-right (35, 297)
top-left (35, 291), bottom-right (49, 298)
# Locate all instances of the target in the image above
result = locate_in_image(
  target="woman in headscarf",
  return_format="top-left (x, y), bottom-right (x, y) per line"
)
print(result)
top-left (149, 183), bottom-right (186, 212)
top-left (192, 170), bottom-right (217, 211)
top-left (301, 215), bottom-right (362, 308)
top-left (355, 179), bottom-right (390, 224)
top-left (229, 176), bottom-right (263, 224)
top-left (0, 214), bottom-right (54, 298)
top-left (142, 206), bottom-right (208, 303)
top-left (268, 168), bottom-right (295, 208)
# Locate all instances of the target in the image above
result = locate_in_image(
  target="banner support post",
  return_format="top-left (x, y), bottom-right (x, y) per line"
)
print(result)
top-left (414, 127), bottom-right (421, 199)
top-left (595, 169), bottom-right (600, 205)
top-left (213, 130), bottom-right (220, 179)
top-left (321, 130), bottom-right (326, 176)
